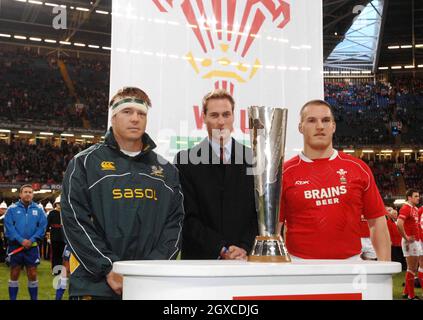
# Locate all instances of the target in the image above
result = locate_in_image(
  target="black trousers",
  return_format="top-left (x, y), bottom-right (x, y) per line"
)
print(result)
top-left (51, 241), bottom-right (66, 273)
top-left (391, 246), bottom-right (406, 271)
top-left (42, 238), bottom-right (50, 259)
top-left (0, 238), bottom-right (5, 263)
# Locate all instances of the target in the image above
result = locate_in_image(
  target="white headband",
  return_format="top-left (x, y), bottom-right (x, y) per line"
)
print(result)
top-left (110, 98), bottom-right (150, 116)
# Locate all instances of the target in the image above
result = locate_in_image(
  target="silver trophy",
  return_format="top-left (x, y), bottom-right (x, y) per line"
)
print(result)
top-left (248, 106), bottom-right (291, 263)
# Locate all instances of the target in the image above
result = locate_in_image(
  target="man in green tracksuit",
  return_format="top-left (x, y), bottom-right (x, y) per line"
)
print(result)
top-left (61, 87), bottom-right (185, 300)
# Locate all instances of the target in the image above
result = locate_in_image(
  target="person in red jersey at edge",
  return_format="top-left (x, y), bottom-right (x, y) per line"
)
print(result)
top-left (420, 205), bottom-right (423, 292)
top-left (279, 100), bottom-right (391, 260)
top-left (396, 189), bottom-right (423, 300)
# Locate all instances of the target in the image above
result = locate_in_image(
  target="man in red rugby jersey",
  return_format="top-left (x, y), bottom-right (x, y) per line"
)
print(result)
top-left (279, 100), bottom-right (391, 260)
top-left (397, 189), bottom-right (422, 300)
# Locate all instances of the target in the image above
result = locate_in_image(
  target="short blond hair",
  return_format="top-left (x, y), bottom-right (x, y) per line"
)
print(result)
top-left (202, 89), bottom-right (235, 114)
top-left (300, 99), bottom-right (334, 122)
top-left (19, 184), bottom-right (33, 193)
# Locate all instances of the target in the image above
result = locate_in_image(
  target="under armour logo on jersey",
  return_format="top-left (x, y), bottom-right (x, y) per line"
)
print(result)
top-left (337, 169), bottom-right (348, 184)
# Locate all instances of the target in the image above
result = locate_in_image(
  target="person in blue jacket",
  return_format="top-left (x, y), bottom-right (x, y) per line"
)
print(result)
top-left (4, 184), bottom-right (47, 300)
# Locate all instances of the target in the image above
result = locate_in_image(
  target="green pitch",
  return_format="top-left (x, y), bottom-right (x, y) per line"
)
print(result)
top-left (0, 260), bottom-right (68, 300)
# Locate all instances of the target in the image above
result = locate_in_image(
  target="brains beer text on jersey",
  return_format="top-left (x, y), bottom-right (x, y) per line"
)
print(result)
top-left (304, 185), bottom-right (347, 206)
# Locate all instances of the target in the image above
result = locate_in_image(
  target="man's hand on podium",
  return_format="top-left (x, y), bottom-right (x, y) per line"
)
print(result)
top-left (107, 271), bottom-right (123, 295)
top-left (221, 246), bottom-right (247, 260)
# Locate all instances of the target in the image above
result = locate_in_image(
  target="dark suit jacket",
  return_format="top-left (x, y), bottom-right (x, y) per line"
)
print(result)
top-left (174, 138), bottom-right (258, 259)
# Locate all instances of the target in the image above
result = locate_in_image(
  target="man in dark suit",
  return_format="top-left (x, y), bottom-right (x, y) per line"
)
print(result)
top-left (174, 89), bottom-right (258, 260)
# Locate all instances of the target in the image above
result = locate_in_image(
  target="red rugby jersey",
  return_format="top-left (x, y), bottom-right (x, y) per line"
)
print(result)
top-left (398, 203), bottom-right (421, 241)
top-left (279, 150), bottom-right (386, 259)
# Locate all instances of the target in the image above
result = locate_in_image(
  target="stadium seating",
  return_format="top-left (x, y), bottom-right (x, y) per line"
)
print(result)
top-left (0, 46), bottom-right (109, 131)
top-left (0, 140), bottom-right (90, 184)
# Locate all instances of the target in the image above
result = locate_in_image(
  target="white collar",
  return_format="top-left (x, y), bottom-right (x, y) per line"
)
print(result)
top-left (404, 202), bottom-right (417, 208)
top-left (299, 149), bottom-right (338, 163)
top-left (120, 149), bottom-right (141, 157)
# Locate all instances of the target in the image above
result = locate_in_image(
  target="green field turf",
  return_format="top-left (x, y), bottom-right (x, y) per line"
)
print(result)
top-left (0, 260), bottom-right (418, 300)
top-left (0, 260), bottom-right (68, 300)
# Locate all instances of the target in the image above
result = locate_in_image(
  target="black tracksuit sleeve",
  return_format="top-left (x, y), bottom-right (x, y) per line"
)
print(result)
top-left (61, 157), bottom-right (119, 278)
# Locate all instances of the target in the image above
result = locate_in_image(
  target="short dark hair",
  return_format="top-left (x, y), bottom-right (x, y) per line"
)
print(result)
top-left (19, 184), bottom-right (33, 193)
top-left (300, 99), bottom-right (334, 121)
top-left (202, 89), bottom-right (235, 114)
top-left (405, 188), bottom-right (419, 200)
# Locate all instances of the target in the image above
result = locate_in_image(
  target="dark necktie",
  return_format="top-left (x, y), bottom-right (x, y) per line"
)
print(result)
top-left (219, 137), bottom-right (225, 164)
top-left (220, 146), bottom-right (225, 164)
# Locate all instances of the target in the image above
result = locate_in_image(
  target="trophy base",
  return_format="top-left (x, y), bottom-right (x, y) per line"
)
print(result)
top-left (248, 235), bottom-right (291, 263)
top-left (248, 255), bottom-right (291, 263)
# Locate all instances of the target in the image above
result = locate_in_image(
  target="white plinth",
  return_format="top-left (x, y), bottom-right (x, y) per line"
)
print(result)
top-left (113, 260), bottom-right (401, 300)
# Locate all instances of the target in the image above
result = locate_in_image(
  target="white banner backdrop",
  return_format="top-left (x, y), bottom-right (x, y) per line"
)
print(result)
top-left (110, 0), bottom-right (323, 160)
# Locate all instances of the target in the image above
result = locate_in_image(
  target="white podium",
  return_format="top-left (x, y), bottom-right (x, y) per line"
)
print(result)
top-left (113, 260), bottom-right (401, 300)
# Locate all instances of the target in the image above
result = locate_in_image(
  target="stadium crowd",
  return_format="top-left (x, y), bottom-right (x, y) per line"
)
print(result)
top-left (403, 161), bottom-right (423, 194)
top-left (0, 140), bottom-right (90, 185)
top-left (326, 80), bottom-right (423, 146)
top-left (0, 46), bottom-right (109, 131)
top-left (364, 158), bottom-right (400, 200)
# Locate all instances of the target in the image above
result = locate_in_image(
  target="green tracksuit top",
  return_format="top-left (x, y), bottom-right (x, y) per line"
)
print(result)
top-left (61, 129), bottom-right (185, 298)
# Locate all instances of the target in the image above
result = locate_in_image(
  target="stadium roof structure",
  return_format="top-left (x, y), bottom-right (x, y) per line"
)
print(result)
top-left (0, 0), bottom-right (421, 73)
top-left (323, 0), bottom-right (373, 60)
top-left (324, 0), bottom-right (385, 71)
top-left (377, 0), bottom-right (423, 70)
top-left (0, 0), bottom-right (112, 52)
top-left (323, 0), bottom-right (423, 73)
